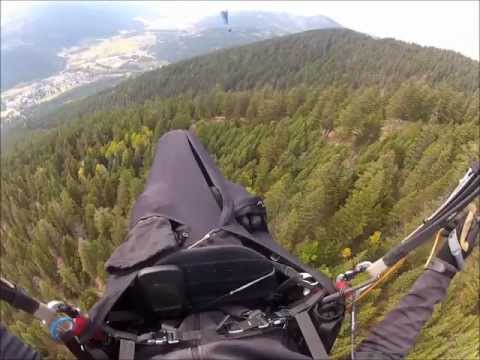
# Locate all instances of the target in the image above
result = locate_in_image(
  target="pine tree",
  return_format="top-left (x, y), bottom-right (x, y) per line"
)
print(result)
top-left (116, 170), bottom-right (132, 215)
top-left (79, 240), bottom-right (99, 280)
top-left (326, 152), bottom-right (397, 254)
top-left (339, 87), bottom-right (384, 145)
top-left (387, 81), bottom-right (436, 122)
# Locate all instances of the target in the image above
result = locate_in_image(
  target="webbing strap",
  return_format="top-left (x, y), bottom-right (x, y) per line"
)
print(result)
top-left (107, 291), bottom-right (328, 359)
top-left (426, 257), bottom-right (457, 278)
top-left (59, 332), bottom-right (97, 360)
top-left (295, 311), bottom-right (329, 359)
top-left (88, 348), bottom-right (110, 360)
top-left (287, 289), bottom-right (326, 316)
top-left (183, 327), bottom-right (279, 342)
top-left (142, 324), bottom-right (281, 344)
top-left (459, 208), bottom-right (476, 251)
top-left (106, 322), bottom-right (282, 348)
top-left (104, 325), bottom-right (137, 341)
top-left (118, 339), bottom-right (135, 360)
top-left (447, 229), bottom-right (465, 270)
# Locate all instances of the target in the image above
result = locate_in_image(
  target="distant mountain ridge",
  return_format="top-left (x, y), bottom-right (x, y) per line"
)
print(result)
top-left (194, 11), bottom-right (340, 33)
top-left (1, 7), bottom-right (341, 90)
top-left (1, 6), bottom-right (341, 126)
top-left (150, 11), bottom-right (341, 64)
top-left (1, 3), bottom-right (144, 90)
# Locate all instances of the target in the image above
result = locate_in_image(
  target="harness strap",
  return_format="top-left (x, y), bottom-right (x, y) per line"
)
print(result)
top-left (447, 229), bottom-right (465, 270)
top-left (459, 207), bottom-right (476, 251)
top-left (284, 289), bottom-right (326, 316)
top-left (104, 318), bottom-right (283, 347)
top-left (59, 332), bottom-right (97, 360)
top-left (221, 309), bottom-right (274, 334)
top-left (272, 262), bottom-right (319, 290)
top-left (426, 257), bottom-right (458, 278)
top-left (283, 289), bottom-right (329, 359)
top-left (103, 325), bottom-right (138, 341)
top-left (138, 325), bottom-right (282, 345)
top-left (88, 348), bottom-right (110, 360)
top-left (295, 311), bottom-right (329, 359)
top-left (118, 339), bottom-right (135, 360)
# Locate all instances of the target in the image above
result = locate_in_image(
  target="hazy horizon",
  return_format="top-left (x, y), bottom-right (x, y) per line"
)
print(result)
top-left (2, 1), bottom-right (478, 60)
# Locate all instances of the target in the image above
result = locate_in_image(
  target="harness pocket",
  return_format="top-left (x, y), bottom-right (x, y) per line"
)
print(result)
top-left (234, 196), bottom-right (268, 233)
top-left (106, 216), bottom-right (178, 272)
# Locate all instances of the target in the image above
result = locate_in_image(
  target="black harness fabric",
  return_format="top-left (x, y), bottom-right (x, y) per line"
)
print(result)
top-left (82, 130), bottom-right (335, 343)
top-left (129, 130), bottom-right (223, 241)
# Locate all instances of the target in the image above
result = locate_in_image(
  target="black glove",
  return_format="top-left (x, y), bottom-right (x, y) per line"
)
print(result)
top-left (432, 203), bottom-right (479, 276)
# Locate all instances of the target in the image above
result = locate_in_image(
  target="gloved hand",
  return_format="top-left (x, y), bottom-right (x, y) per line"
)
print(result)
top-left (435, 203), bottom-right (479, 273)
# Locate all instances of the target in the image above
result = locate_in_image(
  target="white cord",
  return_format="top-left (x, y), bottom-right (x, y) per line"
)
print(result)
top-left (187, 229), bottom-right (219, 249)
top-left (229, 268), bottom-right (276, 295)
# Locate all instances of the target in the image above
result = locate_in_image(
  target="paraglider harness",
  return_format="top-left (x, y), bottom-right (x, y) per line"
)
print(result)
top-left (1, 131), bottom-right (478, 360)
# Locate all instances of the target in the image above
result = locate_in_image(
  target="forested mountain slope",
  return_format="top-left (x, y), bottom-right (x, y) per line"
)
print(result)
top-left (34, 28), bottom-right (478, 127)
top-left (1, 28), bottom-right (479, 359)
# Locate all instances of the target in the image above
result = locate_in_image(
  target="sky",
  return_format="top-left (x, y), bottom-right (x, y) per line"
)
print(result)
top-left (1, 1), bottom-right (479, 60)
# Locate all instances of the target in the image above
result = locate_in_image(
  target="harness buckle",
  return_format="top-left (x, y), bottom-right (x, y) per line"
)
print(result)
top-left (298, 273), bottom-right (318, 295)
top-left (166, 331), bottom-right (180, 344)
top-left (146, 330), bottom-right (179, 345)
top-left (247, 310), bottom-right (269, 329)
top-left (299, 273), bottom-right (319, 287)
top-left (227, 326), bottom-right (245, 334)
top-left (226, 310), bottom-right (272, 334)
top-left (270, 314), bottom-right (288, 327)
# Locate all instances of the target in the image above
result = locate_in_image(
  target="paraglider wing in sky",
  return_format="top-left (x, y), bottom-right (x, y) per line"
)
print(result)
top-left (220, 10), bottom-right (232, 32)
top-left (220, 10), bottom-right (228, 25)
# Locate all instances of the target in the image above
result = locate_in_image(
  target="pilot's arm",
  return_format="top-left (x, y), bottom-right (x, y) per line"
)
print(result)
top-left (355, 206), bottom-right (478, 360)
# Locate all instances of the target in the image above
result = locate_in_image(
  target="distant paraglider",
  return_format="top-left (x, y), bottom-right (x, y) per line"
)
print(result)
top-left (220, 10), bottom-right (232, 32)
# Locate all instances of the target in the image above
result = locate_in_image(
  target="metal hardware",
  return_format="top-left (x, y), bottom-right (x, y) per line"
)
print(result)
top-left (47, 300), bottom-right (65, 312)
top-left (351, 291), bottom-right (357, 360)
top-left (355, 261), bottom-right (372, 272)
top-left (337, 261), bottom-right (373, 282)
top-left (294, 273), bottom-right (318, 295)
top-left (447, 228), bottom-right (465, 270)
top-left (187, 229), bottom-right (219, 249)
top-left (299, 273), bottom-right (319, 287)
top-left (47, 300), bottom-right (80, 317)
top-left (246, 310), bottom-right (269, 329)
top-left (227, 326), bottom-right (245, 334)
top-left (145, 330), bottom-right (179, 345)
top-left (166, 331), bottom-right (180, 344)
top-left (223, 310), bottom-right (288, 334)
top-left (270, 253), bottom-right (281, 261)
